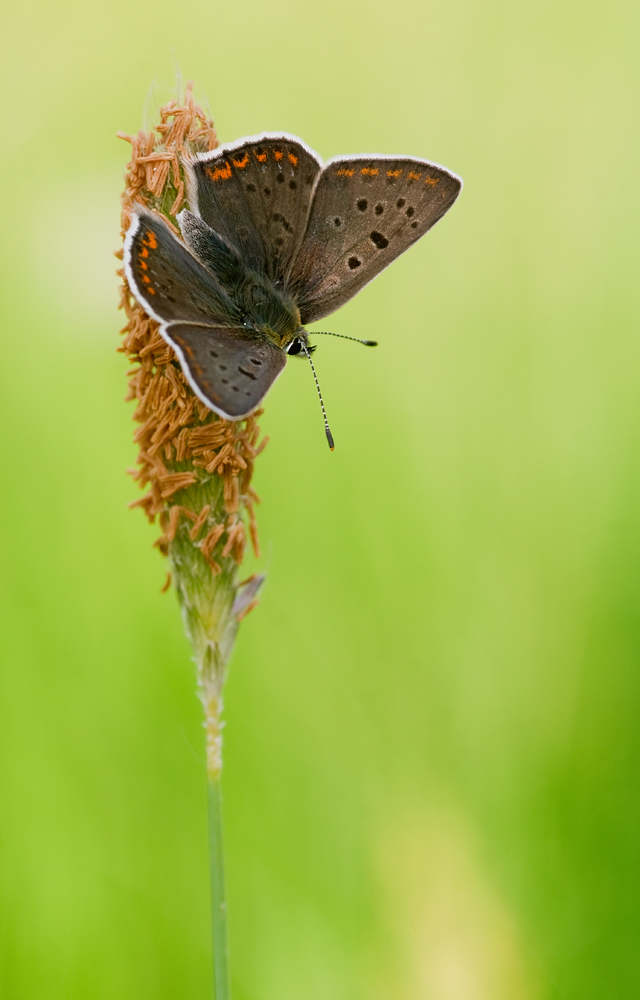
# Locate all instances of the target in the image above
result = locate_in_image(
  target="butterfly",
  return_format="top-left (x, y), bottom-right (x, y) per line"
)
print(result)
top-left (124, 133), bottom-right (462, 446)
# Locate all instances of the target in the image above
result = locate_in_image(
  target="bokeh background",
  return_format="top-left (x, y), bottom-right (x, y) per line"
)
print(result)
top-left (1, 0), bottom-right (639, 997)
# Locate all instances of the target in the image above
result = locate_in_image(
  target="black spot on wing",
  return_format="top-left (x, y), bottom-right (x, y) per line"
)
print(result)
top-left (370, 231), bottom-right (389, 249)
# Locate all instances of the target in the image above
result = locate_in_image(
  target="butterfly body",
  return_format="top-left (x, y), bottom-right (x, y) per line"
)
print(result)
top-left (178, 209), bottom-right (303, 348)
top-left (124, 133), bottom-right (461, 420)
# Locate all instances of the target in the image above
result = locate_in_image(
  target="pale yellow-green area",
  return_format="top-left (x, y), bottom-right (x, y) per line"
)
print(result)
top-left (371, 809), bottom-right (539, 1000)
top-left (1, 0), bottom-right (640, 997)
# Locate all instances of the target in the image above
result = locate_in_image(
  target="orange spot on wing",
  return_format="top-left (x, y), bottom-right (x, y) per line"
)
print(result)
top-left (386, 169), bottom-right (402, 178)
top-left (255, 151), bottom-right (267, 163)
top-left (408, 171), bottom-right (421, 180)
top-left (424, 176), bottom-right (440, 186)
top-left (142, 274), bottom-right (151, 283)
top-left (206, 161), bottom-right (233, 181)
top-left (336, 168), bottom-right (355, 177)
top-left (273, 150), bottom-right (283, 160)
top-left (232, 153), bottom-right (249, 168)
top-left (147, 288), bottom-right (155, 294)
top-left (140, 261), bottom-right (148, 270)
top-left (288, 152), bottom-right (298, 165)
top-left (140, 247), bottom-right (149, 258)
top-left (361, 167), bottom-right (379, 176)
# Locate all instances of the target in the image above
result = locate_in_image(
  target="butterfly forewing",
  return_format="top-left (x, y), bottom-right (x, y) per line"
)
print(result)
top-left (124, 210), bottom-right (242, 327)
top-left (288, 157), bottom-right (462, 323)
top-left (163, 323), bottom-right (286, 420)
top-left (187, 134), bottom-right (323, 285)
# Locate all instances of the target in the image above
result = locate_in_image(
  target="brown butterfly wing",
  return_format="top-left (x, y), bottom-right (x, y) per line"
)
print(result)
top-left (163, 323), bottom-right (286, 420)
top-left (186, 134), bottom-right (323, 284)
top-left (124, 210), bottom-right (242, 326)
top-left (287, 157), bottom-right (462, 323)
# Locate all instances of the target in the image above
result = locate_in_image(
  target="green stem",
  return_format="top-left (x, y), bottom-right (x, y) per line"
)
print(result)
top-left (208, 777), bottom-right (231, 1000)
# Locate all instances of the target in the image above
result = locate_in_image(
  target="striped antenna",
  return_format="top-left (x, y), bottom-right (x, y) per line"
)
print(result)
top-left (309, 331), bottom-right (378, 347)
top-left (302, 344), bottom-right (335, 451)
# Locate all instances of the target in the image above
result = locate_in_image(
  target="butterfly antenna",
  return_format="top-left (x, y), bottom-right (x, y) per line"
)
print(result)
top-left (309, 331), bottom-right (378, 347)
top-left (302, 344), bottom-right (335, 451)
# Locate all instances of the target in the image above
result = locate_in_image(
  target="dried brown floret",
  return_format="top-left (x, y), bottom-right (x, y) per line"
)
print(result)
top-left (117, 82), bottom-right (267, 583)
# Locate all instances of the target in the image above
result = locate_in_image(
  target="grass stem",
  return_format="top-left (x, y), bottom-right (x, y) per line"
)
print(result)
top-left (208, 777), bottom-right (231, 1000)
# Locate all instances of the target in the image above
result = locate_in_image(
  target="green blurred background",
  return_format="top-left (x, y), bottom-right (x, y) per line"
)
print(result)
top-left (1, 0), bottom-right (639, 996)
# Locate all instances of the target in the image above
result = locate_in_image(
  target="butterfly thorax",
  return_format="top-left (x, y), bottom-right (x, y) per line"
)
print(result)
top-left (237, 271), bottom-right (302, 350)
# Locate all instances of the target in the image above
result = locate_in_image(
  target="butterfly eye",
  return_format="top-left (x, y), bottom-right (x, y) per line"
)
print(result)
top-left (286, 337), bottom-right (315, 356)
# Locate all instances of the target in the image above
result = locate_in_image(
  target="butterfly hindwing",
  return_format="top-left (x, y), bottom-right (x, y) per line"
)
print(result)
top-left (186, 134), bottom-right (323, 284)
top-left (124, 211), bottom-right (282, 418)
top-left (288, 157), bottom-right (462, 323)
top-left (124, 210), bottom-right (242, 327)
top-left (163, 323), bottom-right (286, 420)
